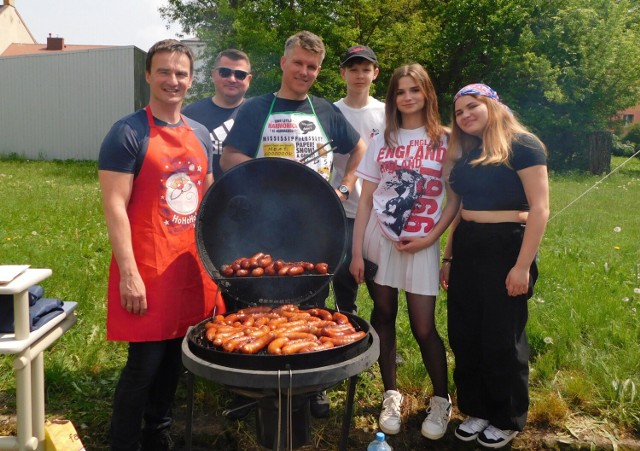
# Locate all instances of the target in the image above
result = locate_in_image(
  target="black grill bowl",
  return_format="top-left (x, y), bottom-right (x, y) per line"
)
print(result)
top-left (196, 158), bottom-right (348, 305)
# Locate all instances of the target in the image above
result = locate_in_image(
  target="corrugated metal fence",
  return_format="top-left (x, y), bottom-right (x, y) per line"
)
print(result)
top-left (0, 46), bottom-right (148, 160)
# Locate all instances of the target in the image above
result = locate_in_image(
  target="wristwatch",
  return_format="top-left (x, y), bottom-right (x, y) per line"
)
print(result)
top-left (338, 185), bottom-right (350, 199)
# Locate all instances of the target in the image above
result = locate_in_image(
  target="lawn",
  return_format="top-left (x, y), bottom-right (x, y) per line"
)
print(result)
top-left (1, 156), bottom-right (639, 450)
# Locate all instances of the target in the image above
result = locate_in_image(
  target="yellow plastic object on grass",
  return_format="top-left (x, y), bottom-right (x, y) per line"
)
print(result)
top-left (45, 419), bottom-right (85, 451)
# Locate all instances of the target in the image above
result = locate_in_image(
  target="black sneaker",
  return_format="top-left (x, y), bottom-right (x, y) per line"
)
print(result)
top-left (309, 391), bottom-right (330, 418)
top-left (476, 425), bottom-right (518, 448)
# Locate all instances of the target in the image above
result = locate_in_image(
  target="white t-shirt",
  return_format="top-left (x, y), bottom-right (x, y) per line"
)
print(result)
top-left (333, 97), bottom-right (385, 218)
top-left (356, 127), bottom-right (448, 241)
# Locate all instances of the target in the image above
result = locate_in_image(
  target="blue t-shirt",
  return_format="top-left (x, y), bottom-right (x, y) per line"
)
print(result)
top-left (99, 109), bottom-right (213, 177)
top-left (449, 134), bottom-right (547, 211)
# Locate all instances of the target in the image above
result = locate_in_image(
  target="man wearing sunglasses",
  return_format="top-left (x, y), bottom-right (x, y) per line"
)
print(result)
top-left (183, 49), bottom-right (252, 182)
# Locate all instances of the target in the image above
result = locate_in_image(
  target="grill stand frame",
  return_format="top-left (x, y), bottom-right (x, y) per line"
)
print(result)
top-left (182, 327), bottom-right (380, 450)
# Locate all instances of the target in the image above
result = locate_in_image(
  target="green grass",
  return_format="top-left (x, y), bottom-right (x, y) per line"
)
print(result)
top-left (1, 156), bottom-right (639, 449)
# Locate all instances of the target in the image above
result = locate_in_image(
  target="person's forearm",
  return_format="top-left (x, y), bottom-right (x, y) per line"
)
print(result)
top-left (515, 206), bottom-right (549, 269)
top-left (220, 146), bottom-right (252, 172)
top-left (340, 140), bottom-right (366, 191)
top-left (103, 204), bottom-right (138, 277)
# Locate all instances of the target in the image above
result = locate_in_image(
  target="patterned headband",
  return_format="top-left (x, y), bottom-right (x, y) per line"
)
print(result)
top-left (454, 83), bottom-right (500, 103)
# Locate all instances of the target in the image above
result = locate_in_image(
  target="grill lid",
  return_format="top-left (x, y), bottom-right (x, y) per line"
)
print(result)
top-left (196, 158), bottom-right (348, 305)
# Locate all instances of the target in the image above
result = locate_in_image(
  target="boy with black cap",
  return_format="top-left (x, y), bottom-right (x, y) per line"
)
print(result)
top-left (332, 45), bottom-right (385, 315)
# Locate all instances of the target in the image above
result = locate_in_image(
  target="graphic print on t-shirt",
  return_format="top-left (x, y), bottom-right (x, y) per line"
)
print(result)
top-left (369, 132), bottom-right (447, 240)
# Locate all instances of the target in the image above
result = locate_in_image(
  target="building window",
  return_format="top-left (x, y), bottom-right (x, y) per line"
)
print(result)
top-left (623, 114), bottom-right (634, 125)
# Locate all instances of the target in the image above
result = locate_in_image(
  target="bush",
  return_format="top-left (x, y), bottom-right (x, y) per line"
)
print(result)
top-left (612, 134), bottom-right (636, 157)
top-left (623, 122), bottom-right (640, 147)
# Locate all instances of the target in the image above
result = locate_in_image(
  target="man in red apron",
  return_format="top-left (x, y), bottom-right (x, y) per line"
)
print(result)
top-left (98, 39), bottom-right (225, 451)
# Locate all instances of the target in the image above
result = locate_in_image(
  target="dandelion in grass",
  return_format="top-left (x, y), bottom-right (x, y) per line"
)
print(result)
top-left (614, 246), bottom-right (620, 250)
top-left (31, 231), bottom-right (38, 236)
top-left (634, 288), bottom-right (640, 295)
top-left (623, 297), bottom-right (630, 303)
top-left (613, 227), bottom-right (622, 233)
top-left (632, 308), bottom-right (637, 314)
top-left (604, 262), bottom-right (610, 272)
top-left (543, 337), bottom-right (554, 345)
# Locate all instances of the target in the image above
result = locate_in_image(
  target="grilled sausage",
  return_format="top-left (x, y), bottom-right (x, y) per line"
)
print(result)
top-left (223, 335), bottom-right (254, 352)
top-left (320, 331), bottom-right (366, 346)
top-left (237, 306), bottom-right (272, 315)
top-left (221, 265), bottom-right (234, 277)
top-left (264, 262), bottom-right (277, 276)
top-left (267, 336), bottom-right (290, 354)
top-left (315, 262), bottom-right (329, 274)
top-left (240, 332), bottom-right (275, 354)
top-left (282, 339), bottom-right (319, 355)
top-left (251, 267), bottom-right (265, 277)
top-left (321, 324), bottom-right (357, 337)
top-left (278, 264), bottom-right (292, 276)
top-left (258, 255), bottom-right (273, 268)
top-left (288, 265), bottom-right (304, 276)
top-left (333, 311), bottom-right (350, 325)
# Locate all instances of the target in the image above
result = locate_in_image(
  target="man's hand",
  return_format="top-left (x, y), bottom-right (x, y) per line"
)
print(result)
top-left (120, 272), bottom-right (147, 315)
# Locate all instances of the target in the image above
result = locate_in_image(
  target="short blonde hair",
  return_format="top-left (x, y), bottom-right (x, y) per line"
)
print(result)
top-left (284, 31), bottom-right (325, 63)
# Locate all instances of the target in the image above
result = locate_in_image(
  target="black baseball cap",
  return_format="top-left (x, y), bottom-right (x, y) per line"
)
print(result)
top-left (340, 45), bottom-right (378, 66)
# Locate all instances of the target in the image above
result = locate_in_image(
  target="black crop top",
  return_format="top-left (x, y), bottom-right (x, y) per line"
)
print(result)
top-left (449, 134), bottom-right (546, 211)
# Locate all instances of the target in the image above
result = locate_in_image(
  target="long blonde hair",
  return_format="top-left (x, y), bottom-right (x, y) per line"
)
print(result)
top-left (384, 64), bottom-right (446, 149)
top-left (449, 94), bottom-right (546, 166)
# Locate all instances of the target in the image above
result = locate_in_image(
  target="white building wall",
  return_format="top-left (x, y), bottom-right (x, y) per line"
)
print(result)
top-left (0, 46), bottom-right (140, 160)
top-left (0, 6), bottom-right (36, 53)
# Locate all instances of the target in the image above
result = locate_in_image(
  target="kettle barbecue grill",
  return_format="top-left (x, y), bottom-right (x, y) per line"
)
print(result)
top-left (183, 158), bottom-right (380, 450)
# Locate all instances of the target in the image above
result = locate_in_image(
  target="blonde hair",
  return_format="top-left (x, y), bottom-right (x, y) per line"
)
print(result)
top-left (284, 31), bottom-right (325, 63)
top-left (384, 64), bottom-right (446, 149)
top-left (449, 94), bottom-right (546, 166)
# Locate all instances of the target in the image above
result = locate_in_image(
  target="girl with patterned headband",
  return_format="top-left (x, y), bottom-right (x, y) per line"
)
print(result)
top-left (441, 83), bottom-right (550, 448)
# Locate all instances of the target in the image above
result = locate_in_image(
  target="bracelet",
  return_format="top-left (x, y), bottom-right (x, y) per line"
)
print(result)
top-left (442, 257), bottom-right (453, 263)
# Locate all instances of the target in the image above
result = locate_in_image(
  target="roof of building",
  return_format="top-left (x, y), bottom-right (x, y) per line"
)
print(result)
top-left (1, 42), bottom-right (113, 57)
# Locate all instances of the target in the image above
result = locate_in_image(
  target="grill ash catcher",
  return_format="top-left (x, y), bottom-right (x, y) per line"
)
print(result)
top-left (184, 158), bottom-right (380, 450)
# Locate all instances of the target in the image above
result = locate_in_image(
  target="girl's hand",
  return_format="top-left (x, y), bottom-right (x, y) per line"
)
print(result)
top-left (393, 236), bottom-right (432, 254)
top-left (350, 256), bottom-right (365, 284)
top-left (506, 265), bottom-right (530, 297)
top-left (439, 262), bottom-right (451, 291)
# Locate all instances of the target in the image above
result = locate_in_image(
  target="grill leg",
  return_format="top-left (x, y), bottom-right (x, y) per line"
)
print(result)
top-left (185, 371), bottom-right (194, 451)
top-left (339, 375), bottom-right (358, 451)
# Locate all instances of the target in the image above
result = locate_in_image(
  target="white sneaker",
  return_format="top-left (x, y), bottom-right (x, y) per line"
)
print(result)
top-left (421, 395), bottom-right (452, 440)
top-left (476, 425), bottom-right (518, 448)
top-left (455, 416), bottom-right (489, 441)
top-left (379, 390), bottom-right (403, 435)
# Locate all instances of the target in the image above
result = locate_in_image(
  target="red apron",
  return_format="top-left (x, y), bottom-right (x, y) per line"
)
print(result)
top-left (107, 106), bottom-right (225, 342)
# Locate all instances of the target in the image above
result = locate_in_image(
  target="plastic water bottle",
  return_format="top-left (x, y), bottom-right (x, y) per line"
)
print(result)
top-left (367, 431), bottom-right (392, 451)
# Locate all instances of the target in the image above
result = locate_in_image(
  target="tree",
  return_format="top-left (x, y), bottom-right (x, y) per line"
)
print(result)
top-left (161, 0), bottom-right (640, 171)
top-left (160, 0), bottom-right (435, 102)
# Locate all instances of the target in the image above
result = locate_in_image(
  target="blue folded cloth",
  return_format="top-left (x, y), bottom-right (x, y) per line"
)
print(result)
top-left (0, 285), bottom-right (65, 333)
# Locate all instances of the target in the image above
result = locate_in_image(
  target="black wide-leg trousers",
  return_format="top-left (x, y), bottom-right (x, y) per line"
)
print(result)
top-left (447, 220), bottom-right (538, 431)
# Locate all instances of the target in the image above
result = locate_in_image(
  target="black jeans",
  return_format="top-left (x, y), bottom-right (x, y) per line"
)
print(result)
top-left (332, 218), bottom-right (359, 314)
top-left (110, 338), bottom-right (183, 451)
top-left (447, 220), bottom-right (537, 431)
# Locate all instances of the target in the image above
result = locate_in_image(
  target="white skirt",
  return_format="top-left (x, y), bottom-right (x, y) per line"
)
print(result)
top-left (363, 210), bottom-right (440, 296)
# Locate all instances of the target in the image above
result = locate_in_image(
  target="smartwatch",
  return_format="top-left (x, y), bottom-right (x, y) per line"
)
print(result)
top-left (338, 185), bottom-right (350, 199)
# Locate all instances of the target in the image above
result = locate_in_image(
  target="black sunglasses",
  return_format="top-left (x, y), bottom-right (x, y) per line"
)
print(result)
top-left (215, 67), bottom-right (250, 80)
